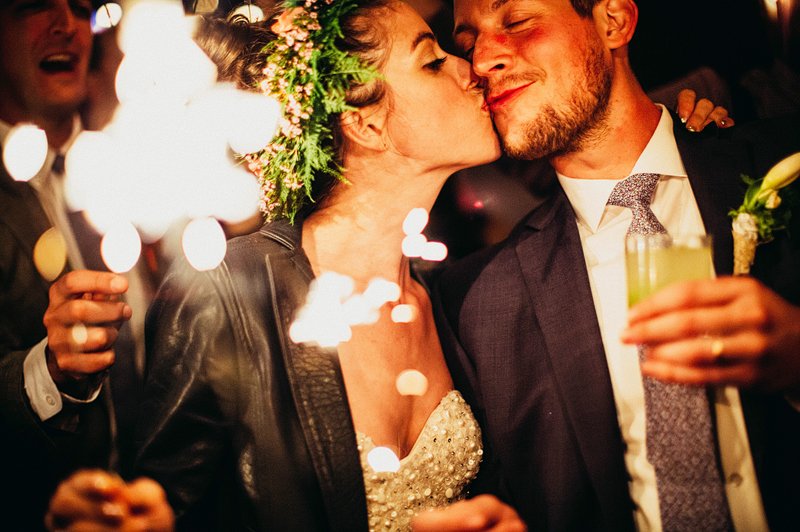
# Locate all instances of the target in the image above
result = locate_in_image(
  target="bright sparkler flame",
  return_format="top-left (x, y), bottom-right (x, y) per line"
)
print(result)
top-left (289, 273), bottom-right (402, 347)
top-left (64, 0), bottom-right (280, 272)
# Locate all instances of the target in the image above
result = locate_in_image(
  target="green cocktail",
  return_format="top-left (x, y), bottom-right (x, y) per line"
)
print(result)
top-left (626, 234), bottom-right (714, 307)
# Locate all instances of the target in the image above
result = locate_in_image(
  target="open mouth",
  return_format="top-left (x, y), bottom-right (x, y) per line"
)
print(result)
top-left (39, 54), bottom-right (78, 74)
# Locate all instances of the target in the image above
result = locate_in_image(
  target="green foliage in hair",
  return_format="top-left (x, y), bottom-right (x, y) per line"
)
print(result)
top-left (247, 0), bottom-right (381, 222)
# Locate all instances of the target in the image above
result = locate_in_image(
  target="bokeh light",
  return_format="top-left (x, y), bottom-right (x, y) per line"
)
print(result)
top-left (395, 369), bottom-right (428, 396)
top-left (363, 278), bottom-right (401, 306)
top-left (401, 234), bottom-right (427, 258)
top-left (92, 3), bottom-right (123, 33)
top-left (2, 123), bottom-right (48, 182)
top-left (421, 242), bottom-right (448, 262)
top-left (101, 222), bottom-right (142, 273)
top-left (182, 217), bottom-right (227, 271)
top-left (391, 304), bottom-right (416, 323)
top-left (367, 447), bottom-right (401, 473)
top-left (33, 227), bottom-right (67, 281)
top-left (402, 208), bottom-right (429, 236)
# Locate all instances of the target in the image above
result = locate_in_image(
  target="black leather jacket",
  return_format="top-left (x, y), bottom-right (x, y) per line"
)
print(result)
top-left (135, 221), bottom-right (368, 531)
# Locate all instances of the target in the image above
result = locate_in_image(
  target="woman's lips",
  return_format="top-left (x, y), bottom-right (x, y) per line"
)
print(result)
top-left (486, 82), bottom-right (534, 112)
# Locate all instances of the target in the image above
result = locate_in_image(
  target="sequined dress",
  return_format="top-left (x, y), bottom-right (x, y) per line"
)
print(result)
top-left (356, 390), bottom-right (483, 531)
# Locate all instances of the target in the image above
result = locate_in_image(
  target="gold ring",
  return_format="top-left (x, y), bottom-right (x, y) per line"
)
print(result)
top-left (710, 338), bottom-right (725, 359)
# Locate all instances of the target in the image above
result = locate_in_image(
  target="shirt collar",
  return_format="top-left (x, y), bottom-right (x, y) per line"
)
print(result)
top-left (557, 105), bottom-right (688, 231)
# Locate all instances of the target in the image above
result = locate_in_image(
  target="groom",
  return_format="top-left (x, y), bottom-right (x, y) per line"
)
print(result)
top-left (436, 0), bottom-right (800, 530)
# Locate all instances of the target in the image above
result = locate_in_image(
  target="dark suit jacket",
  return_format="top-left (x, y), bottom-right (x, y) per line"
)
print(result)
top-left (135, 221), bottom-right (367, 531)
top-left (0, 164), bottom-right (141, 531)
top-left (435, 115), bottom-right (800, 531)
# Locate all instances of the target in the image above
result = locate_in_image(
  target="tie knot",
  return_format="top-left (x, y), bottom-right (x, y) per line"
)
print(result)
top-left (607, 173), bottom-right (666, 234)
top-left (52, 154), bottom-right (66, 175)
top-left (607, 172), bottom-right (660, 210)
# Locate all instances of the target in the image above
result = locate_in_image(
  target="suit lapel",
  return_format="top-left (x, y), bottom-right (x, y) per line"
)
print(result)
top-left (515, 187), bottom-right (632, 524)
top-left (263, 225), bottom-right (368, 532)
top-left (0, 173), bottom-right (52, 262)
top-left (673, 120), bottom-right (748, 277)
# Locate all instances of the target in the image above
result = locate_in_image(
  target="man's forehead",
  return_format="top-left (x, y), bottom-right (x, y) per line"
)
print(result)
top-left (454, 0), bottom-right (510, 13)
top-left (453, 0), bottom-right (551, 19)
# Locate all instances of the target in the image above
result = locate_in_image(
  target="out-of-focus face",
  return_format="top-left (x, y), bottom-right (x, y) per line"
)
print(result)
top-left (379, 1), bottom-right (501, 173)
top-left (453, 0), bottom-right (613, 160)
top-left (0, 0), bottom-right (93, 124)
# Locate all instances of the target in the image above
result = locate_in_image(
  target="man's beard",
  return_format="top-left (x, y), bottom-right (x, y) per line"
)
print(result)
top-left (500, 41), bottom-right (613, 161)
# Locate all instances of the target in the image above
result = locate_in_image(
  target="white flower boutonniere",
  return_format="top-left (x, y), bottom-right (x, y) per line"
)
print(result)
top-left (729, 152), bottom-right (800, 274)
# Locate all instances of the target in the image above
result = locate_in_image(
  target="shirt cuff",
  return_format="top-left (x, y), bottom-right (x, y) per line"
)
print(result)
top-left (23, 339), bottom-right (63, 421)
top-left (23, 341), bottom-right (105, 422)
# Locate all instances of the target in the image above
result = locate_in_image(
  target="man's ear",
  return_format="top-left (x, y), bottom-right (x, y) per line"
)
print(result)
top-left (339, 104), bottom-right (388, 152)
top-left (593, 0), bottom-right (638, 50)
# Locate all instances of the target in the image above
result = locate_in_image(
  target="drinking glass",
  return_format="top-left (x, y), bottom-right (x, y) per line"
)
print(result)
top-left (625, 233), bottom-right (714, 307)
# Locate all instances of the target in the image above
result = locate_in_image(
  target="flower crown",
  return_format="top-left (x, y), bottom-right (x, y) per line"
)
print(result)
top-left (247, 0), bottom-right (380, 222)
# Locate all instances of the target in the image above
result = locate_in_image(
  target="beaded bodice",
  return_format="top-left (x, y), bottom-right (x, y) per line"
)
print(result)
top-left (356, 390), bottom-right (483, 531)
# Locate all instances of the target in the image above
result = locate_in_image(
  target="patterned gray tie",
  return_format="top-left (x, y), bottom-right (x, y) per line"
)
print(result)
top-left (608, 173), bottom-right (733, 531)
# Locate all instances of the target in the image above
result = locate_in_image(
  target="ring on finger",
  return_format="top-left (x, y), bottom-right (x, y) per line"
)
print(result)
top-left (709, 337), bottom-right (725, 359)
top-left (70, 323), bottom-right (89, 347)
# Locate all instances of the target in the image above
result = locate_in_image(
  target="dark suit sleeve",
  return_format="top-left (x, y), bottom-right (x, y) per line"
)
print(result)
top-left (0, 185), bottom-right (116, 529)
top-left (135, 265), bottom-right (241, 529)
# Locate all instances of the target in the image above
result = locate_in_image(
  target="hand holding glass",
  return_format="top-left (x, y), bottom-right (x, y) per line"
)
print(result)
top-left (625, 233), bottom-right (714, 307)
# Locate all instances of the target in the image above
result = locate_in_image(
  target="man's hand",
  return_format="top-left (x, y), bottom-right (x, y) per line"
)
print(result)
top-left (45, 470), bottom-right (174, 532)
top-left (411, 495), bottom-right (526, 532)
top-left (622, 276), bottom-right (800, 392)
top-left (43, 270), bottom-right (131, 390)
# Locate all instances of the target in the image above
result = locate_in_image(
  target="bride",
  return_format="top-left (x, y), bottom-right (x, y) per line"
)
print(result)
top-left (134, 1), bottom-right (518, 530)
top-left (46, 1), bottom-right (728, 530)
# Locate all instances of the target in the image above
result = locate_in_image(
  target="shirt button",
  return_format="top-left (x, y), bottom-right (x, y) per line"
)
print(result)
top-left (45, 395), bottom-right (56, 406)
top-left (727, 472), bottom-right (743, 487)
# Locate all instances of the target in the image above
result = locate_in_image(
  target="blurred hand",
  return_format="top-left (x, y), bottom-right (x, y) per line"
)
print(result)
top-left (411, 495), bottom-right (526, 532)
top-left (676, 88), bottom-right (734, 132)
top-left (45, 470), bottom-right (174, 532)
top-left (622, 276), bottom-right (800, 392)
top-left (43, 271), bottom-right (131, 391)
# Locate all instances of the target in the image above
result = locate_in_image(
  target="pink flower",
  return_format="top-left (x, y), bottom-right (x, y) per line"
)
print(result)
top-left (271, 7), bottom-right (305, 34)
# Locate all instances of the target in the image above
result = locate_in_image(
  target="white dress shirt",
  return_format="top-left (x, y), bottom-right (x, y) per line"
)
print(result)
top-left (557, 106), bottom-right (768, 531)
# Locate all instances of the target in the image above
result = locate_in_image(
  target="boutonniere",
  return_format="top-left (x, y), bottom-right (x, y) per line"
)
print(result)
top-left (729, 152), bottom-right (800, 274)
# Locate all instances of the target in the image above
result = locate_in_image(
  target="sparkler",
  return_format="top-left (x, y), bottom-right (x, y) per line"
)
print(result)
top-left (62, 0), bottom-right (279, 272)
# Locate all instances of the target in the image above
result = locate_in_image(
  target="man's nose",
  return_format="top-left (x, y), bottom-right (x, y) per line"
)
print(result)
top-left (50, 2), bottom-right (79, 37)
top-left (471, 34), bottom-right (511, 77)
